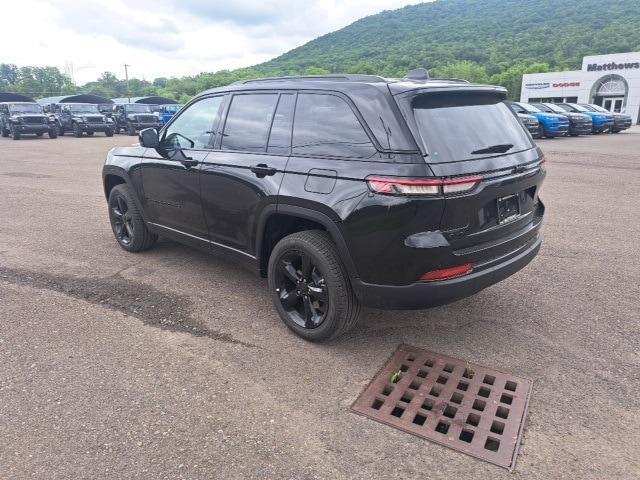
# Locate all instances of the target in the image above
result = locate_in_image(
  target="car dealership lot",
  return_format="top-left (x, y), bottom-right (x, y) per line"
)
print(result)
top-left (0, 132), bottom-right (638, 479)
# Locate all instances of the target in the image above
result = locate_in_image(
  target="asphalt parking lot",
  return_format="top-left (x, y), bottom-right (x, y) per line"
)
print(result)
top-left (1, 130), bottom-right (638, 480)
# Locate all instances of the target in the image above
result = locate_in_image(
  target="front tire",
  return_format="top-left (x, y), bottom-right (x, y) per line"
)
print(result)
top-left (127, 122), bottom-right (136, 136)
top-left (105, 128), bottom-right (114, 137)
top-left (108, 184), bottom-right (158, 252)
top-left (10, 126), bottom-right (20, 140)
top-left (268, 230), bottom-right (360, 342)
top-left (72, 122), bottom-right (82, 137)
top-left (57, 123), bottom-right (64, 136)
top-left (48, 127), bottom-right (58, 139)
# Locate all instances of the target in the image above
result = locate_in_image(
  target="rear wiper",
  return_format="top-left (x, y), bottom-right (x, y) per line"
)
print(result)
top-left (471, 143), bottom-right (514, 155)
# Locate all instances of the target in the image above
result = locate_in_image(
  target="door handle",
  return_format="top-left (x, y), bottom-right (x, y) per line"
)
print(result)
top-left (180, 158), bottom-right (199, 168)
top-left (250, 164), bottom-right (277, 177)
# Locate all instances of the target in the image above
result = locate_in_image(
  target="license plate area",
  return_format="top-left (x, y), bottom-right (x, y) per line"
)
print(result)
top-left (497, 194), bottom-right (520, 224)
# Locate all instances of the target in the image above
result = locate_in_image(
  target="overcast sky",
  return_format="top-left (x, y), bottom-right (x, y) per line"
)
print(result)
top-left (3, 0), bottom-right (422, 84)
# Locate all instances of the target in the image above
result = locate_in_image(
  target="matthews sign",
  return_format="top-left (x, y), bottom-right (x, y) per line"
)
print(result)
top-left (586, 62), bottom-right (640, 72)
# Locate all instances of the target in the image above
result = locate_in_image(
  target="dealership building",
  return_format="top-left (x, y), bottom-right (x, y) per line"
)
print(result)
top-left (520, 52), bottom-right (640, 124)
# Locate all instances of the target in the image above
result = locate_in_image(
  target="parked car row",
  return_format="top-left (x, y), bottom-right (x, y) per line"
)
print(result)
top-left (0, 99), bottom-right (187, 140)
top-left (507, 101), bottom-right (632, 139)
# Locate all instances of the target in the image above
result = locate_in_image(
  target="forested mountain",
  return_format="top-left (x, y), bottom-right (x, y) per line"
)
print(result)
top-left (2, 0), bottom-right (640, 101)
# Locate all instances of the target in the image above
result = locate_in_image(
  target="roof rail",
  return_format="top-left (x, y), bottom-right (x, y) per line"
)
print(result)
top-left (233, 74), bottom-right (388, 85)
top-left (432, 78), bottom-right (471, 84)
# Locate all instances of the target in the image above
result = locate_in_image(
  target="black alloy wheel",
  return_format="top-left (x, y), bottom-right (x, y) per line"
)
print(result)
top-left (274, 250), bottom-right (329, 329)
top-left (268, 230), bottom-right (360, 342)
top-left (110, 194), bottom-right (134, 246)
top-left (108, 184), bottom-right (158, 252)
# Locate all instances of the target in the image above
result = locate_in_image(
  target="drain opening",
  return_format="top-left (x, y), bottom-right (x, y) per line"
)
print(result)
top-left (391, 406), bottom-right (405, 418)
top-left (478, 386), bottom-right (491, 398)
top-left (371, 398), bottom-right (384, 410)
top-left (450, 392), bottom-right (464, 404)
top-left (435, 421), bottom-right (450, 434)
top-left (491, 420), bottom-right (505, 435)
top-left (460, 429), bottom-right (474, 443)
top-left (484, 437), bottom-right (501, 452)
top-left (496, 406), bottom-right (510, 419)
top-left (413, 413), bottom-right (427, 426)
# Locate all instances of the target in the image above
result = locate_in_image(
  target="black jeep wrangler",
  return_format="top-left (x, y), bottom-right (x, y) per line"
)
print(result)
top-left (0, 102), bottom-right (57, 140)
top-left (112, 103), bottom-right (163, 135)
top-left (102, 71), bottom-right (545, 341)
top-left (44, 103), bottom-right (114, 137)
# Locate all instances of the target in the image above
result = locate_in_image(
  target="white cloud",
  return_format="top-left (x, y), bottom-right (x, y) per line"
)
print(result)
top-left (2, 0), bottom-right (423, 84)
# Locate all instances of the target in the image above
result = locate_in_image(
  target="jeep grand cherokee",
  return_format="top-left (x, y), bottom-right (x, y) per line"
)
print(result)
top-left (102, 70), bottom-right (545, 342)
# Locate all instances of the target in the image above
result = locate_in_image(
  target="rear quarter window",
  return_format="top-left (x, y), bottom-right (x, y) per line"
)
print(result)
top-left (292, 93), bottom-right (376, 158)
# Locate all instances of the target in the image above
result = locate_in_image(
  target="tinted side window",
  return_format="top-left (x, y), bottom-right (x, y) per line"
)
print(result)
top-left (164, 96), bottom-right (223, 149)
top-left (222, 93), bottom-right (279, 152)
top-left (267, 93), bottom-right (295, 155)
top-left (292, 93), bottom-right (376, 158)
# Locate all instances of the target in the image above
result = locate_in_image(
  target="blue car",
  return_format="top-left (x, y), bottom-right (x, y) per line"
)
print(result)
top-left (508, 101), bottom-right (569, 138)
top-left (157, 104), bottom-right (184, 125)
top-left (557, 103), bottom-right (613, 133)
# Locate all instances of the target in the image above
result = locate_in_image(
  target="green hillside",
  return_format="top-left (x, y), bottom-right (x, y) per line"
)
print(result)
top-left (2, 0), bottom-right (640, 100)
top-left (252, 0), bottom-right (640, 98)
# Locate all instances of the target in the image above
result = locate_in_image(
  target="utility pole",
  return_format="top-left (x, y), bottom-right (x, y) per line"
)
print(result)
top-left (122, 63), bottom-right (130, 102)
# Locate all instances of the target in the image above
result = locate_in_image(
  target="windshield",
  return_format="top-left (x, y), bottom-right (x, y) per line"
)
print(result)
top-left (517, 102), bottom-right (541, 113)
top-left (69, 104), bottom-right (99, 114)
top-left (567, 103), bottom-right (588, 112)
top-left (125, 104), bottom-right (152, 113)
top-left (162, 104), bottom-right (182, 113)
top-left (586, 104), bottom-right (607, 113)
top-left (9, 103), bottom-right (42, 114)
top-left (411, 92), bottom-right (534, 163)
top-left (530, 103), bottom-right (551, 112)
top-left (542, 103), bottom-right (566, 114)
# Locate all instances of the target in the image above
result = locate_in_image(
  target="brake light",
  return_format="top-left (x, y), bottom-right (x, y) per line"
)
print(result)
top-left (419, 264), bottom-right (474, 282)
top-left (367, 176), bottom-right (482, 196)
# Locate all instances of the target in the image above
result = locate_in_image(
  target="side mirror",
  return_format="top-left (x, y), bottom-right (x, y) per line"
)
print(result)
top-left (139, 128), bottom-right (159, 147)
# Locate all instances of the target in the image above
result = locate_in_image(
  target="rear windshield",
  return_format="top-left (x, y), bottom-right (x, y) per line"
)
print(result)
top-left (411, 93), bottom-right (534, 163)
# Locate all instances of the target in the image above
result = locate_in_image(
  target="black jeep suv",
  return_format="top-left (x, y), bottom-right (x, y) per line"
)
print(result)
top-left (0, 102), bottom-right (57, 140)
top-left (112, 103), bottom-right (163, 135)
top-left (102, 72), bottom-right (545, 341)
top-left (44, 103), bottom-right (114, 137)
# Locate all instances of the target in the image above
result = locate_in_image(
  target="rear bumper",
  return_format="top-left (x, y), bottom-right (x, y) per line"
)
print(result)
top-left (352, 233), bottom-right (542, 310)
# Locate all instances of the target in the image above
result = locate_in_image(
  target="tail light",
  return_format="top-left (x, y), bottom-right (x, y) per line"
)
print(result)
top-left (367, 176), bottom-right (482, 196)
top-left (419, 263), bottom-right (474, 282)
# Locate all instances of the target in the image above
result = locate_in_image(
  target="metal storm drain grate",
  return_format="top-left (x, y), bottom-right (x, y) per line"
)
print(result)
top-left (351, 345), bottom-right (532, 470)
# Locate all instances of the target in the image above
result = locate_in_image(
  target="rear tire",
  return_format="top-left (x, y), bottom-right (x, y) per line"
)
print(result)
top-left (11, 126), bottom-right (20, 140)
top-left (268, 230), bottom-right (360, 342)
top-left (535, 124), bottom-right (544, 139)
top-left (1, 127), bottom-right (8, 138)
top-left (48, 127), bottom-right (58, 139)
top-left (105, 128), bottom-right (114, 137)
top-left (127, 121), bottom-right (136, 136)
top-left (108, 184), bottom-right (157, 252)
top-left (57, 123), bottom-right (64, 136)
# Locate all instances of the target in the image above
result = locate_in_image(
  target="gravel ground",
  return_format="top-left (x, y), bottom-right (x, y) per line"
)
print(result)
top-left (0, 130), bottom-right (638, 479)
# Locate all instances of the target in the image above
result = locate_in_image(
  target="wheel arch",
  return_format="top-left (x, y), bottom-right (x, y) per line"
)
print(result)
top-left (102, 166), bottom-right (148, 221)
top-left (256, 204), bottom-right (359, 280)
